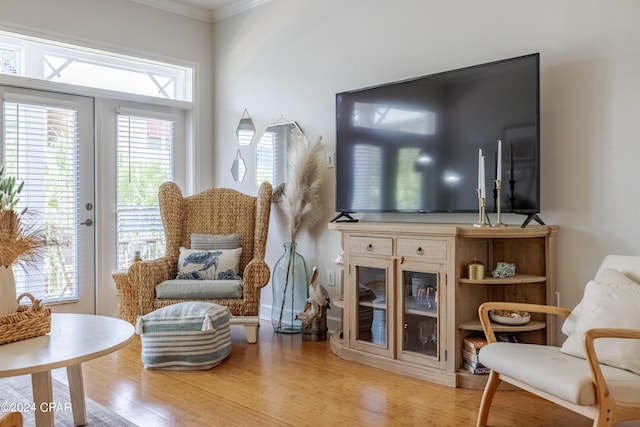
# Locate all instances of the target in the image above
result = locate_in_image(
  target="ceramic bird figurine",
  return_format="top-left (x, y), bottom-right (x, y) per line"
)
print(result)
top-left (296, 266), bottom-right (330, 325)
top-left (308, 266), bottom-right (330, 313)
top-left (295, 304), bottom-right (316, 323)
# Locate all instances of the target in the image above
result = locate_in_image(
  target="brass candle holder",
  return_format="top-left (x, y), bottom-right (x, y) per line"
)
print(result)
top-left (493, 179), bottom-right (507, 227)
top-left (474, 188), bottom-right (489, 228)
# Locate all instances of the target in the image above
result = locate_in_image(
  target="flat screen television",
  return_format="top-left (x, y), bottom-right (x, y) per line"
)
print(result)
top-left (335, 53), bottom-right (540, 224)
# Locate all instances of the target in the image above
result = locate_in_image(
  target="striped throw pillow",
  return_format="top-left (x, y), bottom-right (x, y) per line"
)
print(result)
top-left (190, 233), bottom-right (241, 250)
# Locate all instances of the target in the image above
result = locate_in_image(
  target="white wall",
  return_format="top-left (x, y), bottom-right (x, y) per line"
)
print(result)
top-left (212, 0), bottom-right (640, 338)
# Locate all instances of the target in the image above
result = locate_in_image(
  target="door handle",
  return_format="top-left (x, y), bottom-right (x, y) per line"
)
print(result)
top-left (80, 218), bottom-right (93, 226)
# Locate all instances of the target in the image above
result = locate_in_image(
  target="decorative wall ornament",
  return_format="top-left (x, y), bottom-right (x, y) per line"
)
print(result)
top-left (231, 149), bottom-right (247, 182)
top-left (236, 109), bottom-right (255, 146)
top-left (255, 119), bottom-right (302, 188)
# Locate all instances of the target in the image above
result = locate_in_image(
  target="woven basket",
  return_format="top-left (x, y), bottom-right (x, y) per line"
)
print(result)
top-left (0, 293), bottom-right (51, 345)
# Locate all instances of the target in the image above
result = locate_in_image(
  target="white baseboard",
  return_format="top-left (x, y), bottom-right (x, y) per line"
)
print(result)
top-left (259, 303), bottom-right (341, 334)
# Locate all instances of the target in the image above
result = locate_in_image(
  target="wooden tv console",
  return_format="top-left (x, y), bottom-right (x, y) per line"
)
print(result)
top-left (328, 222), bottom-right (558, 389)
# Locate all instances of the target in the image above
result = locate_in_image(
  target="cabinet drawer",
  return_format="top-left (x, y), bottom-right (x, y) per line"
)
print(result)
top-left (397, 238), bottom-right (447, 260)
top-left (349, 236), bottom-right (392, 256)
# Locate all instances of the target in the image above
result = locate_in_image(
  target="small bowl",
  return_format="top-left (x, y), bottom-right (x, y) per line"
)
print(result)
top-left (490, 310), bottom-right (531, 325)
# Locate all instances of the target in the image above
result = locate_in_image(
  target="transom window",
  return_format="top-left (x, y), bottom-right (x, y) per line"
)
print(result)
top-left (0, 30), bottom-right (192, 101)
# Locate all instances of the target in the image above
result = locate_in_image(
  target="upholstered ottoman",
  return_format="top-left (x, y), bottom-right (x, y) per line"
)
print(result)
top-left (135, 302), bottom-right (232, 370)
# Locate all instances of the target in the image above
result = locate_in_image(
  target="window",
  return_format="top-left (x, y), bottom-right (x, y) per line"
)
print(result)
top-left (0, 30), bottom-right (192, 101)
top-left (0, 46), bottom-right (19, 75)
top-left (116, 113), bottom-right (174, 270)
top-left (1, 29), bottom-right (191, 313)
top-left (2, 99), bottom-right (81, 302)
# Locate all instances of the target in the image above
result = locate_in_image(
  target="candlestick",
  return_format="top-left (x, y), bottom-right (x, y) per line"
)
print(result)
top-left (492, 179), bottom-right (507, 227)
top-left (474, 188), bottom-right (489, 228)
top-left (509, 142), bottom-right (514, 180)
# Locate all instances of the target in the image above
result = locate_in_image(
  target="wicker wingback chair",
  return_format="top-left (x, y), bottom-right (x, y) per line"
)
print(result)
top-left (114, 181), bottom-right (272, 343)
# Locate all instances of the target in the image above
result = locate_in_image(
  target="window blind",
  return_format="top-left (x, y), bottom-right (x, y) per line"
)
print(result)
top-left (2, 100), bottom-right (80, 302)
top-left (256, 131), bottom-right (275, 185)
top-left (116, 114), bottom-right (173, 270)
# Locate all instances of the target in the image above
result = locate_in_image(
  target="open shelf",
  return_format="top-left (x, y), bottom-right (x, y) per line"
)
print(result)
top-left (457, 318), bottom-right (546, 333)
top-left (458, 274), bottom-right (546, 285)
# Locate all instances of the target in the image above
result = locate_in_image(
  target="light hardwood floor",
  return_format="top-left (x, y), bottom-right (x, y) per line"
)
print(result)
top-left (62, 322), bottom-right (590, 427)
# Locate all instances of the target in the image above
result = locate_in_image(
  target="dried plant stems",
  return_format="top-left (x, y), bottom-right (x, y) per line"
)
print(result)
top-left (280, 130), bottom-right (324, 242)
top-left (0, 210), bottom-right (45, 269)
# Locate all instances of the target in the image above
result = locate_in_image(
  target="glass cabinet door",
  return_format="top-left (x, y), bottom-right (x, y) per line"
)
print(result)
top-left (349, 257), bottom-right (393, 357)
top-left (398, 262), bottom-right (446, 368)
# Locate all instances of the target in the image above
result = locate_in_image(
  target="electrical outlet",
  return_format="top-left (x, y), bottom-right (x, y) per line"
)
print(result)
top-left (327, 270), bottom-right (336, 286)
top-left (327, 152), bottom-right (335, 168)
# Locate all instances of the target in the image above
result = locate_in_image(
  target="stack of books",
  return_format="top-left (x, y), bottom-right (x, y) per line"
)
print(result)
top-left (462, 336), bottom-right (490, 375)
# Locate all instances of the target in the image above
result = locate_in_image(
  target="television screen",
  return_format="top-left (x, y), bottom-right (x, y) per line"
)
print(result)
top-left (335, 53), bottom-right (540, 217)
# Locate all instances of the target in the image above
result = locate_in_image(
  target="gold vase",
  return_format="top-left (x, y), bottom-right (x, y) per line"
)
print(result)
top-left (0, 210), bottom-right (19, 268)
top-left (0, 265), bottom-right (18, 316)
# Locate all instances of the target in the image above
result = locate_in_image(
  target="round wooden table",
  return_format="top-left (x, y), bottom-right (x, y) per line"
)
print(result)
top-left (0, 313), bottom-right (134, 427)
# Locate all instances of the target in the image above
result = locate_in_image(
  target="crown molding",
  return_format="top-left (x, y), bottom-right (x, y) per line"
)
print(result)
top-left (210, 0), bottom-right (271, 22)
top-left (128, 0), bottom-right (212, 21)
top-left (127, 0), bottom-right (270, 23)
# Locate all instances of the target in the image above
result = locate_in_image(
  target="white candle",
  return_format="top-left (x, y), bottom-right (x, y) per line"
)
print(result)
top-left (480, 155), bottom-right (486, 198)
top-left (478, 148), bottom-right (483, 196)
top-left (496, 140), bottom-right (502, 181)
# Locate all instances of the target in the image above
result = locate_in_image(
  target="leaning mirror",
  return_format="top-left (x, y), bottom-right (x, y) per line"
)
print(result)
top-left (236, 109), bottom-right (255, 146)
top-left (255, 120), bottom-right (302, 187)
top-left (231, 149), bottom-right (247, 181)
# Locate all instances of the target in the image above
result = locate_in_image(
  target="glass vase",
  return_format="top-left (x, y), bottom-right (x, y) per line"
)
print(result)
top-left (271, 242), bottom-right (308, 333)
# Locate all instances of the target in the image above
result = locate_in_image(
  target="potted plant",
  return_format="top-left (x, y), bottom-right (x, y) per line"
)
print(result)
top-left (0, 165), bottom-right (44, 316)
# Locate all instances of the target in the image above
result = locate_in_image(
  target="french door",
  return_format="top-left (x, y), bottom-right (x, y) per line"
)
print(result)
top-left (1, 86), bottom-right (95, 313)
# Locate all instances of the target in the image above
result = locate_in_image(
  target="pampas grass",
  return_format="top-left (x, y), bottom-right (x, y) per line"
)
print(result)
top-left (0, 166), bottom-right (45, 269)
top-left (0, 209), bottom-right (45, 269)
top-left (279, 129), bottom-right (324, 242)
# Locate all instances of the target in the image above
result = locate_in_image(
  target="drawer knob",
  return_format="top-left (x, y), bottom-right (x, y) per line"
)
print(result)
top-left (367, 243), bottom-right (373, 251)
top-left (416, 246), bottom-right (424, 255)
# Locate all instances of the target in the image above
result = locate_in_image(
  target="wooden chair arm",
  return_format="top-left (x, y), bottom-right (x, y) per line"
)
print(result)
top-left (583, 328), bottom-right (640, 406)
top-left (478, 301), bottom-right (572, 343)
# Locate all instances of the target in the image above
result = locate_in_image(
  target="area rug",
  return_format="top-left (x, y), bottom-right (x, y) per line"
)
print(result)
top-left (0, 375), bottom-right (137, 427)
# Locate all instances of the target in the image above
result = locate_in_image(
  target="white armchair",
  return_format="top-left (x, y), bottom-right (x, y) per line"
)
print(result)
top-left (476, 255), bottom-right (640, 427)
